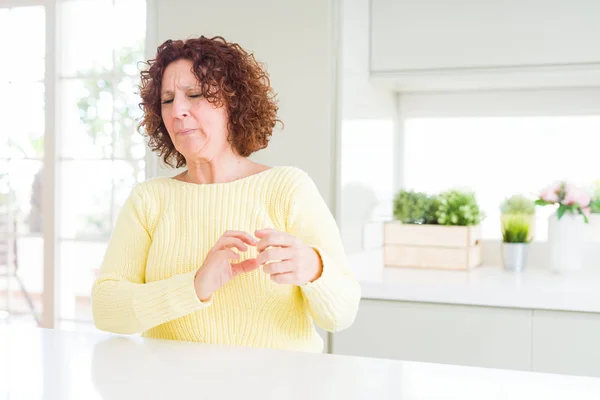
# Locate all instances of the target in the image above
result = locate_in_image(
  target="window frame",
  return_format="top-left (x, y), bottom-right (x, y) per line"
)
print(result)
top-left (0, 0), bottom-right (158, 328)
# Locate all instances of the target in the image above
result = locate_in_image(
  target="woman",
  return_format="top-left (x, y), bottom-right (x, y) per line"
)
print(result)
top-left (92, 36), bottom-right (361, 352)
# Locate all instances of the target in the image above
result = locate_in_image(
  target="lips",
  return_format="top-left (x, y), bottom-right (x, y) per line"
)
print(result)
top-left (178, 128), bottom-right (197, 136)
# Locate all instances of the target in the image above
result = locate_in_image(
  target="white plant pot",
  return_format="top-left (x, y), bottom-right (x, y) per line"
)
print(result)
top-left (547, 212), bottom-right (586, 272)
top-left (584, 213), bottom-right (600, 243)
top-left (502, 243), bottom-right (529, 272)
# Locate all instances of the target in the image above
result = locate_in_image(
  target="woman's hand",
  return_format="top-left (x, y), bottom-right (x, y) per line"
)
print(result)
top-left (194, 230), bottom-right (259, 301)
top-left (255, 228), bottom-right (323, 285)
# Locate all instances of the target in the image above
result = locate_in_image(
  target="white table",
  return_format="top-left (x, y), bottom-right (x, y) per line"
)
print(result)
top-left (1, 326), bottom-right (600, 399)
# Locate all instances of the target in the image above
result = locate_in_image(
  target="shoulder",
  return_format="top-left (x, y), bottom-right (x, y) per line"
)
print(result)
top-left (132, 176), bottom-right (175, 196)
top-left (256, 166), bottom-right (322, 205)
top-left (263, 166), bottom-right (325, 213)
top-left (264, 166), bottom-right (316, 192)
top-left (120, 178), bottom-right (175, 233)
top-left (122, 177), bottom-right (176, 212)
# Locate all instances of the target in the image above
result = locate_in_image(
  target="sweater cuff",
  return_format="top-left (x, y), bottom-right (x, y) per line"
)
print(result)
top-left (301, 246), bottom-right (342, 300)
top-left (133, 271), bottom-right (211, 324)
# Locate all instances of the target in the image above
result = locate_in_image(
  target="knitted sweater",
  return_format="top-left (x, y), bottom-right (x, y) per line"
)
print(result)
top-left (91, 166), bottom-right (361, 352)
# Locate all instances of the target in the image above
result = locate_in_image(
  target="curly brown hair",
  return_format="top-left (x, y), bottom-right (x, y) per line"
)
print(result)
top-left (138, 36), bottom-right (282, 168)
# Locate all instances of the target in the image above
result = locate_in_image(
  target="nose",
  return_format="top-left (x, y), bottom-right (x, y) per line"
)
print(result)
top-left (172, 96), bottom-right (190, 119)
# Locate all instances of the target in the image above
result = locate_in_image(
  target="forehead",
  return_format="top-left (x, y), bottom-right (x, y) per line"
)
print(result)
top-left (161, 59), bottom-right (200, 92)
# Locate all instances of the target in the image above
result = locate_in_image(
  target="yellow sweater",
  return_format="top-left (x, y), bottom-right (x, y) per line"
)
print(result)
top-left (92, 166), bottom-right (361, 352)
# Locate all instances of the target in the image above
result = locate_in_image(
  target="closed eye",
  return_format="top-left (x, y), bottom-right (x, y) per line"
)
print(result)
top-left (161, 98), bottom-right (173, 105)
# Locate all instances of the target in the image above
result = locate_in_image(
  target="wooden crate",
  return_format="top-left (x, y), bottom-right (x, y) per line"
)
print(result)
top-left (383, 222), bottom-right (483, 270)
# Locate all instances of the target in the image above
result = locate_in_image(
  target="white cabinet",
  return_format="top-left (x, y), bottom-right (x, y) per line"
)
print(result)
top-left (316, 327), bottom-right (329, 352)
top-left (332, 300), bottom-right (600, 377)
top-left (532, 310), bottom-right (600, 377)
top-left (332, 299), bottom-right (532, 371)
top-left (368, 0), bottom-right (600, 91)
top-left (370, 0), bottom-right (600, 73)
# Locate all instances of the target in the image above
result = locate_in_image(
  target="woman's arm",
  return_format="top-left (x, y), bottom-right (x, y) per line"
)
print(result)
top-left (91, 186), bottom-right (209, 335)
top-left (286, 172), bottom-right (361, 332)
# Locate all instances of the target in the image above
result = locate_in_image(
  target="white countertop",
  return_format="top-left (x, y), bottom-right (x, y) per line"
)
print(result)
top-left (1, 326), bottom-right (600, 399)
top-left (349, 249), bottom-right (600, 313)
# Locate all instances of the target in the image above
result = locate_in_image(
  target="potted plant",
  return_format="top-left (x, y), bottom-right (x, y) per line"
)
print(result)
top-left (590, 180), bottom-right (600, 215)
top-left (501, 214), bottom-right (532, 272)
top-left (392, 190), bottom-right (438, 225)
top-left (499, 194), bottom-right (536, 241)
top-left (436, 188), bottom-right (483, 226)
top-left (535, 181), bottom-right (594, 272)
top-left (585, 180), bottom-right (600, 241)
top-left (385, 188), bottom-right (484, 270)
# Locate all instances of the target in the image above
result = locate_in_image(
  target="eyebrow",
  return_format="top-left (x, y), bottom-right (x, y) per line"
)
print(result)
top-left (161, 85), bottom-right (202, 98)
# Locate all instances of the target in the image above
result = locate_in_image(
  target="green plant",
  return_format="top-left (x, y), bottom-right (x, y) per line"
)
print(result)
top-left (501, 214), bottom-right (531, 243)
top-left (590, 180), bottom-right (600, 214)
top-left (424, 195), bottom-right (440, 225)
top-left (436, 189), bottom-right (482, 226)
top-left (393, 190), bottom-right (438, 224)
top-left (500, 194), bottom-right (535, 215)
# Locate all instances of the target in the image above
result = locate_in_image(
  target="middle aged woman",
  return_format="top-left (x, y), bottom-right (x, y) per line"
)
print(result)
top-left (91, 36), bottom-right (361, 352)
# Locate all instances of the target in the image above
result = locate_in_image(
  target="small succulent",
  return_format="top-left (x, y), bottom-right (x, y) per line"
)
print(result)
top-left (393, 190), bottom-right (438, 224)
top-left (501, 214), bottom-right (531, 243)
top-left (500, 194), bottom-right (535, 216)
top-left (436, 189), bottom-right (482, 226)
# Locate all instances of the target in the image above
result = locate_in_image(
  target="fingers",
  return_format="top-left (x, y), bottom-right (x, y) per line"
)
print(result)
top-left (223, 249), bottom-right (240, 261)
top-left (255, 229), bottom-right (298, 252)
top-left (256, 247), bottom-right (294, 267)
top-left (221, 230), bottom-right (258, 246)
top-left (270, 272), bottom-right (296, 285)
top-left (254, 228), bottom-right (276, 238)
top-left (215, 237), bottom-right (249, 252)
top-left (263, 261), bottom-right (294, 275)
top-left (231, 258), bottom-right (260, 276)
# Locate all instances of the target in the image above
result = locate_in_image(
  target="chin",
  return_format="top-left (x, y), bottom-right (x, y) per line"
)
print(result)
top-left (177, 136), bottom-right (206, 149)
top-left (178, 141), bottom-right (211, 160)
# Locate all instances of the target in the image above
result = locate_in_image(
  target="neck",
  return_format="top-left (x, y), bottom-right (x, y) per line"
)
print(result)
top-left (184, 149), bottom-right (252, 184)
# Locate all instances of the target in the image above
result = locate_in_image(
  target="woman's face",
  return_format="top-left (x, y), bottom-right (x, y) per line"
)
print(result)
top-left (160, 58), bottom-right (230, 163)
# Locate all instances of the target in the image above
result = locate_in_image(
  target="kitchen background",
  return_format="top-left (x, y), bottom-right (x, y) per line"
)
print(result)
top-left (2, 0), bottom-right (600, 380)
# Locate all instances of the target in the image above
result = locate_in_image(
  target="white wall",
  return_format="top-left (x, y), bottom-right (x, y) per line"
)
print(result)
top-left (339, 0), bottom-right (396, 254)
top-left (149, 0), bottom-right (340, 209)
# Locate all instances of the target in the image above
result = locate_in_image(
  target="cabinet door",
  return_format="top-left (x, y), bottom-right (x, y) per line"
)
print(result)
top-left (533, 310), bottom-right (600, 377)
top-left (332, 299), bottom-right (532, 371)
top-left (370, 0), bottom-right (600, 72)
top-left (316, 327), bottom-right (329, 353)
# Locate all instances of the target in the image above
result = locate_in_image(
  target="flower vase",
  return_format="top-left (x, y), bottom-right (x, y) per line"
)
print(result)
top-left (585, 213), bottom-right (600, 243)
top-left (547, 212), bottom-right (585, 272)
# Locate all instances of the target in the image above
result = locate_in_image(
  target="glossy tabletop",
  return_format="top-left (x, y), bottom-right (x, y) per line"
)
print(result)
top-left (1, 326), bottom-right (600, 399)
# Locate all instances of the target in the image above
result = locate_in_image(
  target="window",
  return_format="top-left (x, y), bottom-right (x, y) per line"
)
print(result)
top-left (340, 120), bottom-right (394, 253)
top-left (0, 5), bottom-right (46, 325)
top-left (403, 116), bottom-right (600, 241)
top-left (1, 0), bottom-right (147, 328)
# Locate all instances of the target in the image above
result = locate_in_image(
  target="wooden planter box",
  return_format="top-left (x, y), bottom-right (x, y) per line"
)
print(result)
top-left (384, 221), bottom-right (483, 270)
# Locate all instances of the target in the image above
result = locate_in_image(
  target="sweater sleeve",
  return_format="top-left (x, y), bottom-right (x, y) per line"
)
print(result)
top-left (91, 185), bottom-right (210, 335)
top-left (286, 171), bottom-right (361, 332)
